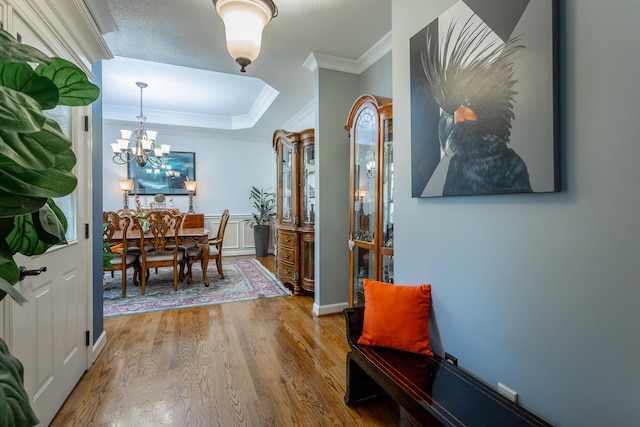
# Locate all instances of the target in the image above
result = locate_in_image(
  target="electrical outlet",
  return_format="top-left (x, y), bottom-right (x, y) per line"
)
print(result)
top-left (444, 352), bottom-right (458, 366)
top-left (497, 382), bottom-right (519, 403)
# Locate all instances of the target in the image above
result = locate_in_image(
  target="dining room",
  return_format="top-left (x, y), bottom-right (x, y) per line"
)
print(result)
top-left (101, 107), bottom-right (295, 258)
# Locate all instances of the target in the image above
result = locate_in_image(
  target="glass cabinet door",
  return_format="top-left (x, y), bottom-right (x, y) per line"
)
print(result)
top-left (302, 145), bottom-right (315, 224)
top-left (381, 117), bottom-right (393, 251)
top-left (353, 107), bottom-right (377, 244)
top-left (281, 145), bottom-right (293, 223)
top-left (301, 234), bottom-right (315, 283)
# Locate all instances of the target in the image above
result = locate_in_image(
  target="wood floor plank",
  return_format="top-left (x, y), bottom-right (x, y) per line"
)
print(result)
top-left (50, 256), bottom-right (422, 426)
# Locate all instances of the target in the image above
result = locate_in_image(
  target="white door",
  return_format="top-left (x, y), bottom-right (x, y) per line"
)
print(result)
top-left (0, 3), bottom-right (98, 425)
top-left (0, 9), bottom-right (94, 426)
top-left (8, 102), bottom-right (91, 425)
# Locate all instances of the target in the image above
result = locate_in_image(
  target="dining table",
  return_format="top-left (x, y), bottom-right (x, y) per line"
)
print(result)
top-left (111, 226), bottom-right (212, 286)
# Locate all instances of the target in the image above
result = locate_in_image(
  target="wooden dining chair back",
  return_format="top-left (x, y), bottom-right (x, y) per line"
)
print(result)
top-left (136, 210), bottom-right (185, 294)
top-left (185, 209), bottom-right (230, 284)
top-left (103, 211), bottom-right (139, 297)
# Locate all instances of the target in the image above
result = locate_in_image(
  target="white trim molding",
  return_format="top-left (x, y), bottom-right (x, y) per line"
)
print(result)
top-left (313, 301), bottom-right (348, 316)
top-left (303, 31), bottom-right (392, 75)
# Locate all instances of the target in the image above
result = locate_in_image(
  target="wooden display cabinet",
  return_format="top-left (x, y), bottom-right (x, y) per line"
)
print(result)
top-left (273, 128), bottom-right (315, 294)
top-left (345, 95), bottom-right (393, 306)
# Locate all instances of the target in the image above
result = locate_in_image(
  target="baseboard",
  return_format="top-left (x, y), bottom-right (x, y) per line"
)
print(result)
top-left (91, 330), bottom-right (107, 364)
top-left (313, 301), bottom-right (348, 316)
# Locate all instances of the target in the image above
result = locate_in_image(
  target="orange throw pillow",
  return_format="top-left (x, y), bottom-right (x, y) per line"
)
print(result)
top-left (357, 279), bottom-right (433, 356)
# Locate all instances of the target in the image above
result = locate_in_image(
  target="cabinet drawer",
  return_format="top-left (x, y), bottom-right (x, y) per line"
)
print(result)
top-left (277, 246), bottom-right (296, 264)
top-left (277, 262), bottom-right (297, 282)
top-left (278, 231), bottom-right (297, 247)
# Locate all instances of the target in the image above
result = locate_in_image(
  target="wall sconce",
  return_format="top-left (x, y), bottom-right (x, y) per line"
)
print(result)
top-left (118, 179), bottom-right (134, 210)
top-left (185, 180), bottom-right (197, 214)
top-left (212, 0), bottom-right (278, 72)
top-left (365, 151), bottom-right (375, 179)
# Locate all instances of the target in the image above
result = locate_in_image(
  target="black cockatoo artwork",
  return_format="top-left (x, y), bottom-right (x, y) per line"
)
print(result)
top-left (421, 18), bottom-right (532, 196)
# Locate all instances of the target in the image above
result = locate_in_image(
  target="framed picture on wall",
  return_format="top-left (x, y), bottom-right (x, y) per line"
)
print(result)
top-left (127, 151), bottom-right (196, 195)
top-left (409, 0), bottom-right (559, 198)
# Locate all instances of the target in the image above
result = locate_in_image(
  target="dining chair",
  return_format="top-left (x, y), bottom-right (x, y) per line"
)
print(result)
top-left (103, 211), bottom-right (140, 297)
top-left (185, 209), bottom-right (230, 285)
top-left (136, 210), bottom-right (185, 294)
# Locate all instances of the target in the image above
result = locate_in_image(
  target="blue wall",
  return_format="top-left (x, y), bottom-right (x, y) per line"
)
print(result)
top-left (92, 61), bottom-right (104, 344)
top-left (392, 1), bottom-right (640, 426)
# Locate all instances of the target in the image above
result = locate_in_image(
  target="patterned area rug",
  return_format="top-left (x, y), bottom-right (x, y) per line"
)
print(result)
top-left (103, 258), bottom-right (290, 317)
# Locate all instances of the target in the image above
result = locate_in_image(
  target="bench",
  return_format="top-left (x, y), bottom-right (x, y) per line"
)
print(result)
top-left (344, 307), bottom-right (552, 426)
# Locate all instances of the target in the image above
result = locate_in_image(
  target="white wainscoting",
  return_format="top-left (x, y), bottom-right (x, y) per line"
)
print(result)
top-left (205, 214), bottom-right (274, 256)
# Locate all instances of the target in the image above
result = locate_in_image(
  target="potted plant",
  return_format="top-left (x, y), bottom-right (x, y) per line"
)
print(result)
top-left (0, 29), bottom-right (99, 425)
top-left (246, 186), bottom-right (276, 257)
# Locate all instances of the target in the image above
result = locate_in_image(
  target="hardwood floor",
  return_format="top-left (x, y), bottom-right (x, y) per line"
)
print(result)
top-left (50, 255), bottom-right (420, 426)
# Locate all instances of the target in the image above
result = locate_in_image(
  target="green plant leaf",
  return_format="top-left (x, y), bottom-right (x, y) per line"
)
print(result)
top-left (0, 277), bottom-right (26, 305)
top-left (0, 62), bottom-right (59, 109)
top-left (0, 338), bottom-right (39, 426)
top-left (35, 58), bottom-right (99, 106)
top-left (246, 186), bottom-right (276, 227)
top-left (6, 213), bottom-right (51, 257)
top-left (0, 165), bottom-right (77, 199)
top-left (0, 239), bottom-right (19, 288)
top-left (0, 86), bottom-right (47, 133)
top-left (0, 193), bottom-right (47, 218)
top-left (0, 121), bottom-right (77, 200)
top-left (0, 28), bottom-right (51, 65)
top-left (0, 119), bottom-right (74, 172)
top-left (47, 199), bottom-right (68, 234)
top-left (31, 202), bottom-right (67, 245)
top-left (5, 200), bottom-right (66, 257)
top-left (0, 132), bottom-right (55, 170)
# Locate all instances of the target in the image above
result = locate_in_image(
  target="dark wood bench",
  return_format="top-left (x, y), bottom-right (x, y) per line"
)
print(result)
top-left (344, 307), bottom-right (552, 426)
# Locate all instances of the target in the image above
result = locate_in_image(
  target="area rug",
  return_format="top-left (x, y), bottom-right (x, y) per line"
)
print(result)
top-left (103, 258), bottom-right (291, 317)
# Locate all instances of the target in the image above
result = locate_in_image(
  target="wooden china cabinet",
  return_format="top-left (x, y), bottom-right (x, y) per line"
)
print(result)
top-left (273, 128), bottom-right (315, 294)
top-left (345, 95), bottom-right (393, 307)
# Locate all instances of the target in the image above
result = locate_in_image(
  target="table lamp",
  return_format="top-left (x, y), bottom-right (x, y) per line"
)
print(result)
top-left (358, 188), bottom-right (367, 212)
top-left (185, 180), bottom-right (197, 214)
top-left (118, 179), bottom-right (134, 210)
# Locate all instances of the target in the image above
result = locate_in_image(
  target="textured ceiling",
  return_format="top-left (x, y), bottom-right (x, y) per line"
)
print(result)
top-left (98, 0), bottom-right (392, 139)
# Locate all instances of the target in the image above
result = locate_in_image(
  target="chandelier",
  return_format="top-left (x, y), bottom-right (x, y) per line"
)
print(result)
top-left (213, 0), bottom-right (278, 72)
top-left (111, 82), bottom-right (170, 167)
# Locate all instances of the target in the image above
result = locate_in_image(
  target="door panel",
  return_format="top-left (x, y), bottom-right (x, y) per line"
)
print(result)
top-left (12, 243), bottom-right (87, 426)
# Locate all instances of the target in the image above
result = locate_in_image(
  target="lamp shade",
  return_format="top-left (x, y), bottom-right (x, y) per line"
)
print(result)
top-left (185, 180), bottom-right (197, 193)
top-left (118, 179), bottom-right (134, 192)
top-left (213, 0), bottom-right (277, 71)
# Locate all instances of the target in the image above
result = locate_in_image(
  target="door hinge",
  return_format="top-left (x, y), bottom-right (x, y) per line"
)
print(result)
top-left (85, 223), bottom-right (90, 239)
top-left (84, 115), bottom-right (89, 132)
top-left (85, 330), bottom-right (90, 346)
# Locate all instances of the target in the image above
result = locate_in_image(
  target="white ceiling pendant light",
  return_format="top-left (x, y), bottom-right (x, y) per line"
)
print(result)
top-left (213, 0), bottom-right (278, 73)
top-left (111, 82), bottom-right (170, 168)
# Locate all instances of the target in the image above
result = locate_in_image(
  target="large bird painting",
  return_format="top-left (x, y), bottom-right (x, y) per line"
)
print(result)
top-left (410, 0), bottom-right (559, 197)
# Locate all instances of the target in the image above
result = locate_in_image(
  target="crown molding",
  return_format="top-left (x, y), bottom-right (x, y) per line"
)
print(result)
top-left (104, 84), bottom-right (278, 131)
top-left (280, 100), bottom-right (315, 131)
top-left (103, 118), bottom-right (270, 144)
top-left (82, 0), bottom-right (118, 34)
top-left (303, 31), bottom-right (392, 75)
